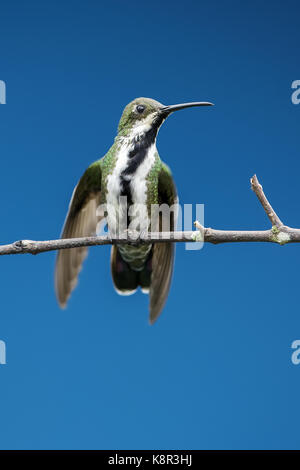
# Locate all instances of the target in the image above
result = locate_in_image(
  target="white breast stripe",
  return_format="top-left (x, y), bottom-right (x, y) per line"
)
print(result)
top-left (106, 126), bottom-right (157, 236)
top-left (129, 143), bottom-right (156, 232)
top-left (106, 140), bottom-right (130, 235)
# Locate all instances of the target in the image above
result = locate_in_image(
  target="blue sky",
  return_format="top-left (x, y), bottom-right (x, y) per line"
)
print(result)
top-left (0, 0), bottom-right (300, 450)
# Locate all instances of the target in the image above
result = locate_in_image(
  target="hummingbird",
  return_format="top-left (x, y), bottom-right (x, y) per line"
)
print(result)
top-left (55, 98), bottom-right (213, 323)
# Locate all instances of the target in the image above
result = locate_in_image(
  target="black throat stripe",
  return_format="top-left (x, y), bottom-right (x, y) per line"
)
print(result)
top-left (122, 125), bottom-right (158, 177)
top-left (119, 118), bottom-right (162, 206)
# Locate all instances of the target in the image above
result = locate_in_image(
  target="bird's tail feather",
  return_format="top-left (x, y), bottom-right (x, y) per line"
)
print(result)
top-left (110, 246), bottom-right (152, 295)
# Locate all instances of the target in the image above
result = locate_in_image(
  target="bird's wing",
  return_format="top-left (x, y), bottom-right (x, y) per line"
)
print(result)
top-left (55, 160), bottom-right (103, 307)
top-left (149, 163), bottom-right (178, 324)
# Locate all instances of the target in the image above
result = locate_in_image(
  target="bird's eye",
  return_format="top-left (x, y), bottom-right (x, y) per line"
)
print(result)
top-left (136, 105), bottom-right (145, 114)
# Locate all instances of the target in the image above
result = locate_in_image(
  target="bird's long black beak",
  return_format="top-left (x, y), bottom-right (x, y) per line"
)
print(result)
top-left (160, 101), bottom-right (214, 116)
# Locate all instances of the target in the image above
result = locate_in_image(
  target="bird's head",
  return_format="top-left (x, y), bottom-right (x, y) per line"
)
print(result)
top-left (117, 97), bottom-right (213, 140)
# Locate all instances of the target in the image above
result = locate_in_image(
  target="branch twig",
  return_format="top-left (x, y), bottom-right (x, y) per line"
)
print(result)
top-left (0, 175), bottom-right (298, 256)
top-left (250, 174), bottom-right (283, 227)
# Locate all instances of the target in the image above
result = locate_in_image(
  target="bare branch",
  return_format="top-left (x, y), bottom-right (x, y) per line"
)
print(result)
top-left (250, 174), bottom-right (283, 227)
top-left (0, 174), bottom-right (299, 256)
